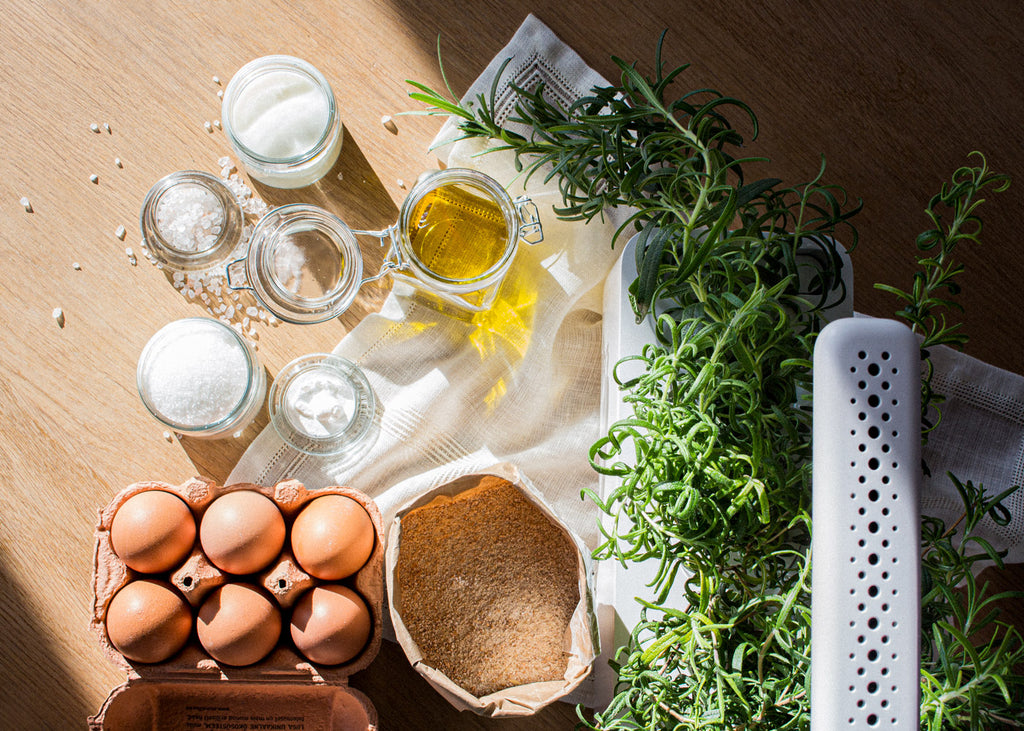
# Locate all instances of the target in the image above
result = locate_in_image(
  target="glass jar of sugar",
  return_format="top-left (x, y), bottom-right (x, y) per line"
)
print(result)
top-left (268, 353), bottom-right (376, 458)
top-left (222, 55), bottom-right (343, 189)
top-left (137, 318), bottom-right (266, 438)
top-left (140, 171), bottom-right (244, 273)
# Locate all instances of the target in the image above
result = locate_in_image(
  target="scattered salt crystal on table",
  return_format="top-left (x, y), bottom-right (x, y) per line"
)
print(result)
top-left (115, 225), bottom-right (126, 241)
top-left (381, 115), bottom-right (398, 134)
top-left (52, 307), bottom-right (65, 328)
top-left (72, 262), bottom-right (81, 271)
top-left (213, 120), bottom-right (221, 129)
top-left (89, 174), bottom-right (99, 184)
top-left (163, 430), bottom-right (173, 442)
top-left (204, 121), bottom-right (213, 132)
top-left (19, 196), bottom-right (32, 212)
top-left (90, 123), bottom-right (100, 133)
top-left (397, 179), bottom-right (406, 189)
top-left (114, 157), bottom-right (123, 169)
top-left (212, 75), bottom-right (221, 85)
top-left (103, 122), bottom-right (111, 134)
top-left (217, 90), bottom-right (224, 99)
top-left (126, 247), bottom-right (137, 266)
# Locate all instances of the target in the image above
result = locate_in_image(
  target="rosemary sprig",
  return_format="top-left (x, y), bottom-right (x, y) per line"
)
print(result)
top-left (875, 153), bottom-right (1012, 439)
top-left (410, 36), bottom-right (1021, 731)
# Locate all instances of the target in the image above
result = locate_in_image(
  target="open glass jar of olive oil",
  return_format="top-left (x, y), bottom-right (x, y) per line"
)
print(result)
top-left (226, 168), bottom-right (543, 322)
top-left (388, 168), bottom-right (543, 311)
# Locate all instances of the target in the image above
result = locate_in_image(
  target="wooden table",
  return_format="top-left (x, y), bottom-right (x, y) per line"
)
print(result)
top-left (1, 1), bottom-right (1022, 728)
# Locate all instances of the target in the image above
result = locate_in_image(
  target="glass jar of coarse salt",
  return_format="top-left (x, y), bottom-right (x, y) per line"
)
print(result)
top-left (222, 55), bottom-right (343, 189)
top-left (139, 170), bottom-right (244, 273)
top-left (137, 318), bottom-right (266, 438)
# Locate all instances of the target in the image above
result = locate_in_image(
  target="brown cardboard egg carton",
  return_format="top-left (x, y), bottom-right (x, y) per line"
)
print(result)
top-left (90, 477), bottom-right (383, 730)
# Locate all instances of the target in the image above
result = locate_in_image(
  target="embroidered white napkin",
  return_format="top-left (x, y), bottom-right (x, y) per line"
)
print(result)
top-left (228, 16), bottom-right (620, 556)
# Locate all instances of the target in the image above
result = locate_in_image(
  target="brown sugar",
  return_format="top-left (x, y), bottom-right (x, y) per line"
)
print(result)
top-left (395, 476), bottom-right (580, 697)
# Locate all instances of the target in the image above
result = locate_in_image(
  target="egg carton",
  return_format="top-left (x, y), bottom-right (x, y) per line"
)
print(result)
top-left (89, 477), bottom-right (384, 731)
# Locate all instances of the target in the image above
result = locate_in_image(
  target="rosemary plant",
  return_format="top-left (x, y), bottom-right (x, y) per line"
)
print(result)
top-left (409, 37), bottom-right (1022, 730)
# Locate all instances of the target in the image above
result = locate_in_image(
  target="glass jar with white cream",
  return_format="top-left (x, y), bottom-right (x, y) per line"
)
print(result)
top-left (268, 353), bottom-right (376, 458)
top-left (222, 55), bottom-right (343, 189)
top-left (137, 318), bottom-right (266, 438)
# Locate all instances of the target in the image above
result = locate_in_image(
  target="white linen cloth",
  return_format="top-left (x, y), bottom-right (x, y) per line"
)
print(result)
top-left (922, 345), bottom-right (1024, 563)
top-left (229, 13), bottom-right (620, 554)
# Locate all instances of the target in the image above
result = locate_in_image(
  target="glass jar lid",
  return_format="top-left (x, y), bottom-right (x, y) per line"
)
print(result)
top-left (234, 204), bottom-right (364, 324)
top-left (140, 171), bottom-right (244, 272)
top-left (268, 353), bottom-right (376, 458)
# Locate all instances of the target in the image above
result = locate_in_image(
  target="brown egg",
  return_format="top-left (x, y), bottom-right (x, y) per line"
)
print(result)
top-left (197, 583), bottom-right (281, 666)
top-left (199, 490), bottom-right (285, 575)
top-left (110, 489), bottom-right (196, 573)
top-left (291, 494), bottom-right (374, 580)
top-left (105, 580), bottom-right (192, 663)
top-left (290, 585), bottom-right (371, 665)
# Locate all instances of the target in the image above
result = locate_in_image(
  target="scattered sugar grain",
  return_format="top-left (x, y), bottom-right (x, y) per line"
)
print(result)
top-left (115, 224), bottom-right (126, 241)
top-left (19, 196), bottom-right (32, 212)
top-left (89, 174), bottom-right (99, 184)
top-left (203, 120), bottom-right (213, 132)
top-left (72, 262), bottom-right (81, 271)
top-left (52, 307), bottom-right (65, 328)
top-left (397, 178), bottom-right (406, 189)
top-left (114, 157), bottom-right (123, 169)
top-left (217, 90), bottom-right (224, 99)
top-left (163, 430), bottom-right (173, 442)
top-left (381, 115), bottom-right (398, 134)
top-left (213, 119), bottom-right (221, 129)
top-left (90, 123), bottom-right (100, 133)
top-left (103, 122), bottom-right (111, 134)
top-left (212, 75), bottom-right (221, 85)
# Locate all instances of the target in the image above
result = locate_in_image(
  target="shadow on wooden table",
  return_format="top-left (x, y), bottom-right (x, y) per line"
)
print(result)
top-left (350, 639), bottom-right (592, 730)
top-left (0, 557), bottom-right (93, 726)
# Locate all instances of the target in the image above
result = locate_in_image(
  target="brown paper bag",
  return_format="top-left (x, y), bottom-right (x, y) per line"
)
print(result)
top-left (385, 462), bottom-right (598, 717)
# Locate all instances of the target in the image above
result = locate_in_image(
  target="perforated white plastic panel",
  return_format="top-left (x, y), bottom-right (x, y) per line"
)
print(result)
top-left (811, 318), bottom-right (921, 729)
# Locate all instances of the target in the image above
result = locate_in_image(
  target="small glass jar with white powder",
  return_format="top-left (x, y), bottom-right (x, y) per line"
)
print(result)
top-left (268, 353), bottom-right (376, 458)
top-left (137, 318), bottom-right (266, 438)
top-left (222, 55), bottom-right (343, 189)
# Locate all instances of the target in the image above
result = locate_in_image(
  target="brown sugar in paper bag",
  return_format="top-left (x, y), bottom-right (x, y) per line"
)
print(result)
top-left (386, 462), bottom-right (598, 717)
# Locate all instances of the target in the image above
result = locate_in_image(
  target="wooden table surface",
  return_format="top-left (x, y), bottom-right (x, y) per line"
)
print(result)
top-left (2, 1), bottom-right (1022, 729)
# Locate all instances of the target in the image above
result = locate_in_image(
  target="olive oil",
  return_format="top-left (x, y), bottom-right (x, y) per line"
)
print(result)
top-left (405, 183), bottom-right (509, 282)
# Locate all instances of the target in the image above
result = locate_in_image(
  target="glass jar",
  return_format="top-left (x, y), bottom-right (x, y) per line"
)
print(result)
top-left (139, 171), bottom-right (244, 272)
top-left (137, 318), bottom-right (266, 438)
top-left (226, 168), bottom-right (543, 321)
top-left (387, 167), bottom-right (543, 311)
top-left (226, 204), bottom-right (364, 324)
top-left (268, 353), bottom-right (376, 458)
top-left (222, 55), bottom-right (343, 189)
